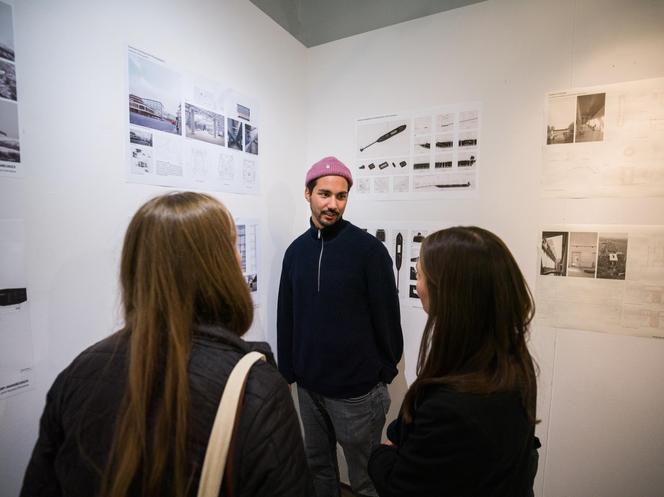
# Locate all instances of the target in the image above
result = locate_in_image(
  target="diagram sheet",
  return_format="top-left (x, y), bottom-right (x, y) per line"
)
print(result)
top-left (0, 219), bottom-right (33, 399)
top-left (0, 1), bottom-right (21, 177)
top-left (543, 77), bottom-right (664, 198)
top-left (355, 103), bottom-right (481, 200)
top-left (127, 47), bottom-right (259, 193)
top-left (537, 225), bottom-right (664, 338)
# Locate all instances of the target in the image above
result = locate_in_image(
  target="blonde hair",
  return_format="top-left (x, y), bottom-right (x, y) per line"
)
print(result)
top-left (101, 192), bottom-right (253, 497)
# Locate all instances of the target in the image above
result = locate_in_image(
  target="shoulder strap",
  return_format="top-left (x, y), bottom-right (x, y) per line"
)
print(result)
top-left (197, 351), bottom-right (266, 497)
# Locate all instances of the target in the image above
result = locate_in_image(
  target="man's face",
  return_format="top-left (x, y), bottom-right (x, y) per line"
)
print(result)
top-left (305, 175), bottom-right (349, 229)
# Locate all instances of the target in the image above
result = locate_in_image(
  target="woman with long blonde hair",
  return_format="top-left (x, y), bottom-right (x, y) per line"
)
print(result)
top-left (21, 192), bottom-right (312, 497)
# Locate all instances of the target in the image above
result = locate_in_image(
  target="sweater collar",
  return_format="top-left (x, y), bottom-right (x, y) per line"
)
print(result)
top-left (308, 217), bottom-right (348, 241)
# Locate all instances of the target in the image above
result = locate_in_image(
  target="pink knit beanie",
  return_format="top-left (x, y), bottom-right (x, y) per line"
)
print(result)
top-left (305, 156), bottom-right (353, 188)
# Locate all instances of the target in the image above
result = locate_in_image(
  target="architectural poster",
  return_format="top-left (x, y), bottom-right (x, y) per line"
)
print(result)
top-left (360, 221), bottom-right (447, 308)
top-left (0, 1), bottom-right (21, 177)
top-left (235, 218), bottom-right (259, 304)
top-left (359, 221), bottom-right (448, 386)
top-left (537, 225), bottom-right (664, 338)
top-left (0, 219), bottom-right (33, 399)
top-left (543, 77), bottom-right (664, 198)
top-left (127, 46), bottom-right (259, 193)
top-left (355, 103), bottom-right (481, 199)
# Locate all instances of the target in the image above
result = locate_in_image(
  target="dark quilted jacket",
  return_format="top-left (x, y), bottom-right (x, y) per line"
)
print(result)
top-left (20, 325), bottom-right (314, 497)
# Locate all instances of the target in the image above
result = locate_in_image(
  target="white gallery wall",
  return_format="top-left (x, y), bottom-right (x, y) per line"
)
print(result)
top-left (0, 1), bottom-right (307, 496)
top-left (304, 0), bottom-right (664, 496)
top-left (1, 0), bottom-right (664, 496)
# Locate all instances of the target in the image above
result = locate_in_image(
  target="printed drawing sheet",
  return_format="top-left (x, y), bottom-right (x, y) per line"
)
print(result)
top-left (0, 219), bottom-right (33, 399)
top-left (0, 1), bottom-right (21, 177)
top-left (355, 103), bottom-right (481, 200)
top-left (235, 219), bottom-right (260, 304)
top-left (537, 225), bottom-right (664, 338)
top-left (359, 221), bottom-right (448, 385)
top-left (127, 47), bottom-right (259, 193)
top-left (543, 77), bottom-right (664, 198)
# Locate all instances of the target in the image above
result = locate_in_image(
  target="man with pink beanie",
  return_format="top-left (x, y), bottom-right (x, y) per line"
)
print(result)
top-left (277, 156), bottom-right (403, 497)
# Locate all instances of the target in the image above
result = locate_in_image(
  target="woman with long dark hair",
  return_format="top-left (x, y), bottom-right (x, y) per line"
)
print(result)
top-left (368, 226), bottom-right (539, 497)
top-left (20, 192), bottom-right (312, 497)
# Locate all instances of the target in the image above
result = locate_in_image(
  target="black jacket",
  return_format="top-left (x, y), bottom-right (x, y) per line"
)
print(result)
top-left (368, 386), bottom-right (535, 497)
top-left (20, 325), bottom-right (313, 497)
top-left (277, 219), bottom-right (403, 398)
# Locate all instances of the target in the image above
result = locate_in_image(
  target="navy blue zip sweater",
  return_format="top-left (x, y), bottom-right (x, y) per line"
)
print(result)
top-left (277, 218), bottom-right (403, 398)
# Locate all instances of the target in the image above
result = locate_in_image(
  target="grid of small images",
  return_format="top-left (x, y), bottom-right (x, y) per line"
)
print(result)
top-left (355, 103), bottom-right (480, 197)
top-left (127, 47), bottom-right (259, 193)
top-left (540, 230), bottom-right (628, 280)
top-left (0, 1), bottom-right (20, 175)
top-left (362, 224), bottom-right (432, 308)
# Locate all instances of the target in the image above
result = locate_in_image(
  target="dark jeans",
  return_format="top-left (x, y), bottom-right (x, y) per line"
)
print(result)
top-left (297, 384), bottom-right (390, 497)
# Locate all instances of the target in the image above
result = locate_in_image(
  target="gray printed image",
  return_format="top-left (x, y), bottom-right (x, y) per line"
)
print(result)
top-left (597, 233), bottom-right (628, 280)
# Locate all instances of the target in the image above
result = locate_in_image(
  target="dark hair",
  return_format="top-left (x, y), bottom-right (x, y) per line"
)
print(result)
top-left (403, 226), bottom-right (537, 426)
top-left (101, 192), bottom-right (253, 497)
top-left (305, 175), bottom-right (351, 193)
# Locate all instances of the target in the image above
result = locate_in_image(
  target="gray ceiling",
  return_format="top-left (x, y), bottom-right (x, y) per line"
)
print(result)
top-left (250, 0), bottom-right (487, 47)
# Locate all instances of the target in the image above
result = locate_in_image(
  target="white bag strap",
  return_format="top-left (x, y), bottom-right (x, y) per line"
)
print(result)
top-left (197, 351), bottom-right (266, 497)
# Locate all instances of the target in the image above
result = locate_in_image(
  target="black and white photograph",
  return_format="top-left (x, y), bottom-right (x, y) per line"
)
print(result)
top-left (0, 2), bottom-right (15, 62)
top-left (575, 92), bottom-right (605, 143)
top-left (245, 274), bottom-right (258, 292)
top-left (434, 153), bottom-right (453, 169)
top-left (185, 103), bottom-right (225, 146)
top-left (546, 95), bottom-right (575, 144)
top-left (457, 150), bottom-right (477, 168)
top-left (458, 109), bottom-right (478, 129)
top-left (237, 224), bottom-right (247, 272)
top-left (0, 58), bottom-right (16, 101)
top-left (458, 131), bottom-right (478, 147)
top-left (237, 103), bottom-right (250, 121)
top-left (414, 134), bottom-right (432, 152)
top-left (128, 49), bottom-right (182, 135)
top-left (540, 231), bottom-right (569, 276)
top-left (597, 233), bottom-right (628, 280)
top-left (0, 99), bottom-right (20, 163)
top-left (129, 128), bottom-right (153, 147)
top-left (412, 156), bottom-right (431, 171)
top-left (436, 112), bottom-right (454, 132)
top-left (227, 117), bottom-right (243, 151)
top-left (567, 232), bottom-right (598, 278)
top-left (434, 133), bottom-right (454, 149)
top-left (244, 124), bottom-right (258, 155)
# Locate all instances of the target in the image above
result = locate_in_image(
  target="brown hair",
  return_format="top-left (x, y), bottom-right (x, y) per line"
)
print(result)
top-left (101, 192), bottom-right (253, 497)
top-left (403, 226), bottom-right (537, 425)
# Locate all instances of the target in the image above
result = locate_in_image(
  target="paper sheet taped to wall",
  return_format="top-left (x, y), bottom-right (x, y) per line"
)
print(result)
top-left (537, 225), bottom-right (664, 338)
top-left (542, 77), bottom-right (664, 198)
top-left (0, 219), bottom-right (34, 399)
